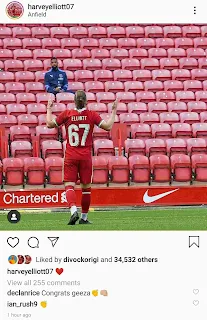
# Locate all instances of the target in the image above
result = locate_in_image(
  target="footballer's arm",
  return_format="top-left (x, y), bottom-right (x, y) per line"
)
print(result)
top-left (46, 98), bottom-right (57, 128)
top-left (100, 99), bottom-right (118, 131)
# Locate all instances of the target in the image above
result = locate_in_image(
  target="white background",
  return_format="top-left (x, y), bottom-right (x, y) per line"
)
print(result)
top-left (0, 231), bottom-right (206, 320)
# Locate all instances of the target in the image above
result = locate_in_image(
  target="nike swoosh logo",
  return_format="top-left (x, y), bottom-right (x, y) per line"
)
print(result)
top-left (143, 189), bottom-right (179, 204)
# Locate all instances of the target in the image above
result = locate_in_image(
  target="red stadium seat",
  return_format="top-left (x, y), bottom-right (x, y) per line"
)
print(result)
top-left (180, 112), bottom-right (200, 124)
top-left (121, 58), bottom-right (140, 70)
top-left (53, 49), bottom-right (71, 59)
top-left (191, 69), bottom-right (207, 80)
top-left (22, 38), bottom-right (42, 49)
top-left (93, 125), bottom-right (110, 140)
top-left (131, 123), bottom-right (151, 140)
top-left (56, 92), bottom-right (74, 104)
top-left (17, 114), bottom-right (38, 134)
top-left (94, 70), bottom-right (113, 81)
top-left (94, 139), bottom-right (115, 156)
top-left (27, 103), bottom-right (46, 116)
top-left (36, 125), bottom-right (58, 143)
top-left (116, 92), bottom-right (135, 103)
top-left (182, 26), bottom-right (201, 38)
top-left (80, 38), bottom-right (99, 49)
top-left (137, 38), bottom-right (155, 49)
top-left (11, 141), bottom-right (32, 159)
top-left (119, 113), bottom-right (139, 136)
top-left (3, 158), bottom-right (24, 186)
top-left (168, 101), bottom-right (188, 113)
top-left (102, 58), bottom-right (121, 70)
top-left (160, 112), bottom-right (179, 124)
top-left (0, 83), bottom-right (4, 93)
top-left (0, 105), bottom-right (6, 115)
top-left (141, 58), bottom-right (159, 70)
top-left (74, 70), bottom-right (93, 82)
top-left (164, 80), bottom-right (183, 92)
top-left (117, 38), bottom-right (136, 49)
top-left (192, 123), bottom-right (207, 140)
top-left (45, 157), bottom-right (64, 185)
top-left (10, 125), bottom-right (31, 142)
top-left (145, 26), bottom-right (164, 38)
top-left (160, 58), bottom-right (179, 69)
top-left (126, 26), bottom-right (145, 38)
top-left (42, 140), bottom-right (63, 158)
top-left (61, 38), bottom-right (80, 49)
top-left (72, 48), bottom-right (91, 59)
top-left (175, 38), bottom-right (193, 49)
top-left (150, 155), bottom-right (171, 182)
top-left (16, 71), bottom-right (35, 83)
top-left (3, 38), bottom-right (22, 49)
top-left (156, 91), bottom-right (175, 102)
top-left (31, 27), bottom-right (50, 38)
top-left (50, 27), bottom-right (69, 38)
top-left (187, 48), bottom-right (205, 58)
top-left (195, 35), bottom-right (207, 50)
top-left (124, 81), bottom-right (143, 92)
top-left (144, 80), bottom-right (163, 92)
top-left (0, 49), bottom-right (13, 60)
top-left (110, 48), bottom-right (128, 59)
top-left (88, 26), bottom-right (107, 38)
top-left (176, 91), bottom-right (195, 102)
top-left (0, 93), bottom-right (15, 104)
top-left (168, 48), bottom-right (186, 58)
top-left (166, 138), bottom-right (187, 155)
top-left (156, 38), bottom-right (174, 49)
top-left (195, 91), bottom-right (207, 102)
top-left (164, 26), bottom-right (182, 38)
top-left (140, 112), bottom-right (159, 124)
top-left (24, 157), bottom-right (45, 185)
top-left (200, 111), bottom-right (207, 122)
top-left (83, 58), bottom-right (102, 70)
top-left (188, 101), bottom-right (206, 113)
top-left (91, 49), bottom-right (110, 59)
top-left (107, 26), bottom-right (126, 38)
top-left (36, 93), bottom-right (53, 105)
top-left (198, 58), bottom-right (207, 68)
top-left (0, 71), bottom-right (14, 83)
top-left (13, 49), bottom-right (32, 60)
top-left (129, 48), bottom-right (148, 59)
top-left (148, 48), bottom-right (167, 58)
top-left (187, 138), bottom-right (207, 155)
top-left (7, 104), bottom-right (27, 116)
top-left (105, 81), bottom-right (124, 92)
top-left (92, 156), bottom-right (108, 184)
top-left (96, 92), bottom-right (115, 103)
top-left (42, 38), bottom-right (61, 49)
top-left (33, 49), bottom-right (52, 60)
top-left (201, 26), bottom-right (207, 37)
top-left (151, 123), bottom-right (172, 139)
top-left (136, 91), bottom-right (156, 102)
top-left (70, 26), bottom-right (88, 38)
top-left (4, 60), bottom-right (24, 71)
top-left (171, 123), bottom-right (192, 139)
top-left (171, 69), bottom-right (191, 80)
top-left (69, 82), bottom-right (85, 92)
top-left (183, 80), bottom-right (202, 92)
top-left (5, 82), bottom-right (25, 94)
top-left (108, 156), bottom-right (129, 184)
top-left (86, 92), bottom-right (96, 103)
top-left (25, 82), bottom-right (45, 93)
top-left (133, 70), bottom-right (152, 81)
top-left (145, 139), bottom-right (166, 156)
top-left (152, 70), bottom-right (171, 80)
top-left (16, 93), bottom-right (35, 105)
top-left (129, 155), bottom-right (150, 183)
top-left (85, 81), bottom-right (104, 93)
top-left (114, 70), bottom-right (132, 81)
top-left (63, 59), bottom-right (82, 71)
top-left (88, 103), bottom-right (107, 113)
top-left (179, 58), bottom-right (198, 69)
top-left (191, 154), bottom-right (207, 182)
top-left (171, 154), bottom-right (191, 182)
top-left (125, 139), bottom-right (145, 157)
top-left (0, 27), bottom-right (12, 38)
top-left (108, 102), bottom-right (128, 114)
top-left (38, 114), bottom-right (47, 125)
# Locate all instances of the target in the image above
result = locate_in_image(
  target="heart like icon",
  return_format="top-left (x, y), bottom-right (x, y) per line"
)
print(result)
top-left (92, 290), bottom-right (98, 297)
top-left (40, 301), bottom-right (47, 308)
top-left (193, 289), bottom-right (199, 295)
top-left (56, 268), bottom-right (63, 275)
top-left (7, 237), bottom-right (19, 248)
top-left (193, 300), bottom-right (199, 306)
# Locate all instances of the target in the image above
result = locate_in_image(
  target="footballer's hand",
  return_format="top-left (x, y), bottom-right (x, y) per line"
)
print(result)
top-left (47, 95), bottom-right (54, 109)
top-left (112, 99), bottom-right (118, 112)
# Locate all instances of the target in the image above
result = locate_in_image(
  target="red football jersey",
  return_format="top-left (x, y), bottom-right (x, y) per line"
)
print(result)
top-left (54, 107), bottom-right (104, 160)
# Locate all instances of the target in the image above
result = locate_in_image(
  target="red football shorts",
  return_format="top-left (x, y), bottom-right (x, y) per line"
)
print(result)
top-left (63, 158), bottom-right (93, 184)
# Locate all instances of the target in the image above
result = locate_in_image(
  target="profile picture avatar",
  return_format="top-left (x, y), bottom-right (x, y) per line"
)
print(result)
top-left (6, 1), bottom-right (24, 19)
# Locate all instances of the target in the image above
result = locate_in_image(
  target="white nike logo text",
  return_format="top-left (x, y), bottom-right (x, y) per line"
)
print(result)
top-left (143, 189), bottom-right (179, 204)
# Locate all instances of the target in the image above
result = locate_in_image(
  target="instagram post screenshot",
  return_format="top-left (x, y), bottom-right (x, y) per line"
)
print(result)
top-left (0, 0), bottom-right (207, 319)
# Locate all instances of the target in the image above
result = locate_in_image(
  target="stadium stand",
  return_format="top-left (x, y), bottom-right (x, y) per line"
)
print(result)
top-left (1, 24), bottom-right (207, 188)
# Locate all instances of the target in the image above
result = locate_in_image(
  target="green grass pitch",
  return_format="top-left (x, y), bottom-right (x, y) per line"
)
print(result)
top-left (0, 207), bottom-right (207, 230)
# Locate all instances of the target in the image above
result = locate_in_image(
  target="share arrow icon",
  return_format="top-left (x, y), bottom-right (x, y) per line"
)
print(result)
top-left (48, 237), bottom-right (59, 247)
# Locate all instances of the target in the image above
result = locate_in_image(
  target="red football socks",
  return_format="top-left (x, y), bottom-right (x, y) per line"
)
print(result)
top-left (81, 188), bottom-right (91, 214)
top-left (65, 186), bottom-right (77, 212)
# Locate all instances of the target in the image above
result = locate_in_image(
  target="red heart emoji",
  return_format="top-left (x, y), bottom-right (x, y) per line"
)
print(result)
top-left (56, 268), bottom-right (63, 275)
